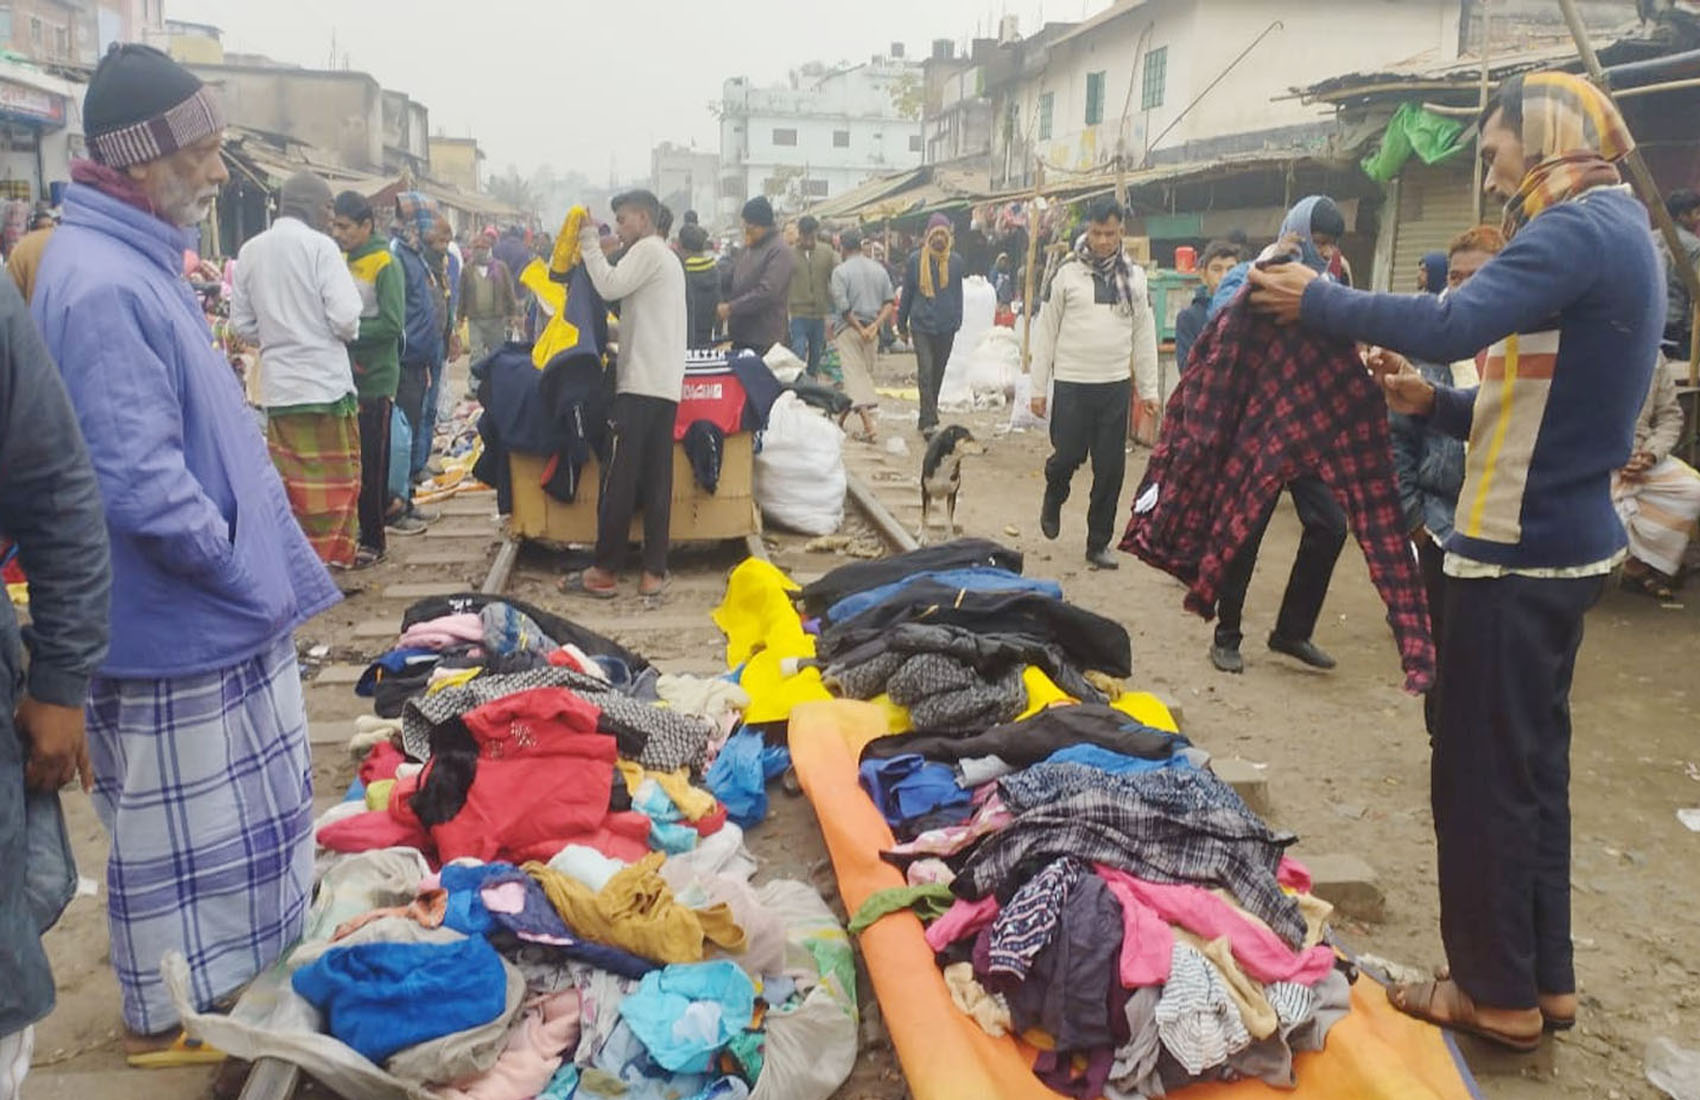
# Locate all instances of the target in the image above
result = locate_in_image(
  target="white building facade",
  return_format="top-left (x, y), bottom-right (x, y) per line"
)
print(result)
top-left (718, 54), bottom-right (923, 222)
top-left (650, 142), bottom-right (719, 226)
top-left (989, 0), bottom-right (1469, 188)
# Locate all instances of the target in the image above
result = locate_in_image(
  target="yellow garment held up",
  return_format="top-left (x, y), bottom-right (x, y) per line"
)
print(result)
top-left (524, 852), bottom-right (746, 964)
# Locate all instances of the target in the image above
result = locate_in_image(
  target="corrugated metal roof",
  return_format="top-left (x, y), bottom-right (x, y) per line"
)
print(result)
top-left (1297, 31), bottom-right (1661, 103)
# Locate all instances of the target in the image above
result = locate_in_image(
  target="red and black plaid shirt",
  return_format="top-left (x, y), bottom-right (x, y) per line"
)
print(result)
top-left (1120, 296), bottom-right (1435, 693)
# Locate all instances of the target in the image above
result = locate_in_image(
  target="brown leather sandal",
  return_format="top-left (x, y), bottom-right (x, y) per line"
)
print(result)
top-left (1388, 981), bottom-right (1543, 1053)
top-left (1432, 964), bottom-right (1574, 1032)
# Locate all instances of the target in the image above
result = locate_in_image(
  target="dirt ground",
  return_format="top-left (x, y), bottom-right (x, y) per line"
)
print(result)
top-left (25, 349), bottom-right (1700, 1100)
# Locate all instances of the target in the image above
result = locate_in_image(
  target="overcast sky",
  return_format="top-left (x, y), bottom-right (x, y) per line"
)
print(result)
top-left (168, 0), bottom-right (1114, 182)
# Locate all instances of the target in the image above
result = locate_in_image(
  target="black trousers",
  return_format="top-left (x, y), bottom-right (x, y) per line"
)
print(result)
top-left (1417, 534), bottom-right (1447, 739)
top-left (1434, 572), bottom-right (1602, 1009)
top-left (913, 331), bottom-right (956, 432)
top-left (596, 394), bottom-right (677, 577)
top-left (1044, 378), bottom-right (1131, 554)
top-left (1214, 474), bottom-right (1347, 649)
top-left (357, 397), bottom-right (391, 553)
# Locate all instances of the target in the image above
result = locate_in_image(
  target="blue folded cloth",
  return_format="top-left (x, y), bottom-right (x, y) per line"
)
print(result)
top-left (291, 934), bottom-right (509, 1063)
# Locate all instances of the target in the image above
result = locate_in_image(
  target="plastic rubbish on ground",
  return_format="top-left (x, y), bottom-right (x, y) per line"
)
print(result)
top-left (1648, 1037), bottom-right (1700, 1100)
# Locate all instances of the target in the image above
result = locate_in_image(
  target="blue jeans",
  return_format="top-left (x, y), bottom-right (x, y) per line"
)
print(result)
top-left (789, 316), bottom-right (827, 376)
top-left (411, 358), bottom-right (445, 478)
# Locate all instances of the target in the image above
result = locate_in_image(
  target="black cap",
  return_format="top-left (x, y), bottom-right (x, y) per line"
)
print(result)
top-left (84, 44), bottom-right (221, 167)
top-left (741, 196), bottom-right (774, 228)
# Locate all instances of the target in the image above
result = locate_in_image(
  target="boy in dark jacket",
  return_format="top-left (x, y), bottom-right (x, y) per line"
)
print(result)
top-left (1172, 240), bottom-right (1241, 371)
top-left (679, 224), bottom-right (721, 347)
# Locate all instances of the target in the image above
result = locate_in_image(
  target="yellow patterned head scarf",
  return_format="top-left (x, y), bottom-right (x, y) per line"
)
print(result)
top-left (1500, 71), bottom-right (1634, 235)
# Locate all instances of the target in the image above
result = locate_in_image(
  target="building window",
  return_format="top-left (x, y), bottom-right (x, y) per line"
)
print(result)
top-left (1142, 47), bottom-right (1168, 110)
top-left (772, 128), bottom-right (798, 146)
top-left (720, 178), bottom-right (743, 199)
top-left (804, 179), bottom-right (829, 198)
top-left (0, 8), bottom-right (11, 45)
top-left (1085, 71), bottom-right (1106, 125)
top-left (1037, 92), bottom-right (1053, 140)
top-left (28, 16), bottom-right (40, 46)
top-left (53, 24), bottom-right (66, 57)
top-left (908, 134), bottom-right (922, 152)
top-left (833, 130), bottom-right (850, 148)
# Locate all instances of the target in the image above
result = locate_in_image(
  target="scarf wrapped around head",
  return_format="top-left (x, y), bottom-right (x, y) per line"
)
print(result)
top-left (1073, 232), bottom-right (1135, 311)
top-left (393, 190), bottom-right (440, 252)
top-left (1500, 71), bottom-right (1634, 237)
top-left (918, 214), bottom-right (955, 299)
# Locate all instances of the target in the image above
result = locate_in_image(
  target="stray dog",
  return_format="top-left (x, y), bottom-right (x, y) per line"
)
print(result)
top-left (919, 425), bottom-right (985, 544)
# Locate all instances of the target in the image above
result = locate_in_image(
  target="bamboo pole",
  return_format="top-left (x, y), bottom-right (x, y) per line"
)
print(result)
top-left (1020, 160), bottom-right (1046, 375)
top-left (1473, 0), bottom-right (1493, 223)
top-left (1555, 0), bottom-right (1700, 388)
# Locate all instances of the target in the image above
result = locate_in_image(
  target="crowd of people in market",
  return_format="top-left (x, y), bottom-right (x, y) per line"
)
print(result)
top-left (1, 29), bottom-right (1698, 1100)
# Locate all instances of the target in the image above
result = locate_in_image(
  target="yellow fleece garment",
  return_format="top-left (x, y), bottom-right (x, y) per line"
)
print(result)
top-left (614, 761), bottom-right (718, 822)
top-left (525, 852), bottom-right (746, 964)
top-left (714, 560), bottom-right (832, 724)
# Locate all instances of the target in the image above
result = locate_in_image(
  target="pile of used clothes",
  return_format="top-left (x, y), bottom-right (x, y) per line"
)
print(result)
top-left (727, 541), bottom-right (1356, 1098)
top-left (166, 592), bottom-right (857, 1100)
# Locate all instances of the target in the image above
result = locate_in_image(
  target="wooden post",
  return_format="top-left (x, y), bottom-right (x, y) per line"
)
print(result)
top-left (1472, 0), bottom-right (1493, 223)
top-left (1020, 161), bottom-right (1045, 375)
top-left (1555, 0), bottom-right (1700, 386)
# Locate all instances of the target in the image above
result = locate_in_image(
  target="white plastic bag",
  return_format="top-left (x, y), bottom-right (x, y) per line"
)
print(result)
top-left (761, 343), bottom-right (807, 385)
top-left (936, 275), bottom-right (997, 412)
top-left (967, 327), bottom-right (1021, 401)
top-left (1007, 372), bottom-right (1052, 433)
top-left (755, 392), bottom-right (846, 535)
top-left (749, 880), bottom-right (858, 1100)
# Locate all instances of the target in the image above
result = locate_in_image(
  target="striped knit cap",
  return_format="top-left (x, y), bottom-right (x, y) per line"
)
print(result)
top-left (84, 44), bottom-right (225, 168)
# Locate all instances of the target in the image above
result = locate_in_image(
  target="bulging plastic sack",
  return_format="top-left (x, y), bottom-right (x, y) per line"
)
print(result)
top-left (937, 275), bottom-right (998, 411)
top-left (754, 392), bottom-right (845, 535)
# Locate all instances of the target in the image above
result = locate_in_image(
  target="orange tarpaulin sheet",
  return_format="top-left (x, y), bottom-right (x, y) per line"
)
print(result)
top-left (788, 699), bottom-right (1481, 1100)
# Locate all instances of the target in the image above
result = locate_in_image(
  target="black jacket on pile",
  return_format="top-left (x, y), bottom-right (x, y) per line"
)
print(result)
top-left (861, 703), bottom-right (1184, 765)
top-left (800, 538), bottom-right (1024, 619)
top-left (401, 593), bottom-right (647, 672)
top-left (818, 581), bottom-right (1130, 679)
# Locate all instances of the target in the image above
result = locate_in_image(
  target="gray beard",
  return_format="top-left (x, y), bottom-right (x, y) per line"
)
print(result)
top-left (154, 171), bottom-right (215, 228)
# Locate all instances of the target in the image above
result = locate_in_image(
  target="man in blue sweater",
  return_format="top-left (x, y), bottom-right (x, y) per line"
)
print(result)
top-left (1250, 71), bottom-right (1660, 1052)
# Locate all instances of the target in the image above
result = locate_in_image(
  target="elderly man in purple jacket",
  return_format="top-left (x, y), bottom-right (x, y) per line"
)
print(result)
top-left (29, 45), bottom-right (339, 1058)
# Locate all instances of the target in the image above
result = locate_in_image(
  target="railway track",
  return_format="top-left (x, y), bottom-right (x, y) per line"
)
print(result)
top-left (243, 470), bottom-right (919, 1100)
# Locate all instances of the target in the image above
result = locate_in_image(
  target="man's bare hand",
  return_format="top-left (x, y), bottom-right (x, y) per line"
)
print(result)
top-left (19, 697), bottom-right (91, 793)
top-left (1365, 348), bottom-right (1436, 416)
top-left (715, 302), bottom-right (731, 323)
top-left (1246, 262), bottom-right (1317, 324)
top-left (1139, 399), bottom-right (1160, 420)
top-left (1030, 396), bottom-right (1047, 419)
top-left (1621, 451), bottom-right (1657, 480)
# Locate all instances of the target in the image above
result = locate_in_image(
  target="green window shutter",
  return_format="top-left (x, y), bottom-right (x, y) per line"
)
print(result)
top-left (1085, 71), bottom-right (1105, 125)
top-left (1142, 47), bottom-right (1167, 111)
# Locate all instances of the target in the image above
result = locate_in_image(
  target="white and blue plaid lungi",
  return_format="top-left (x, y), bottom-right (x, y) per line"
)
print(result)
top-left (86, 635), bottom-right (314, 1034)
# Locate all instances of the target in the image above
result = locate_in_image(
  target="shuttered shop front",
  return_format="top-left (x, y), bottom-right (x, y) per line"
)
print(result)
top-left (1391, 161), bottom-right (1478, 293)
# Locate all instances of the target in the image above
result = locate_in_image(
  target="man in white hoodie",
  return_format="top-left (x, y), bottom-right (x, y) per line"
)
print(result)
top-left (571, 188), bottom-right (687, 599)
top-left (1029, 199), bottom-right (1159, 570)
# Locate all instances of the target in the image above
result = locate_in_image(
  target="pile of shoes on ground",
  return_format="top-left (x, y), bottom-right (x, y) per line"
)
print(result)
top-left (165, 592), bottom-right (857, 1100)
